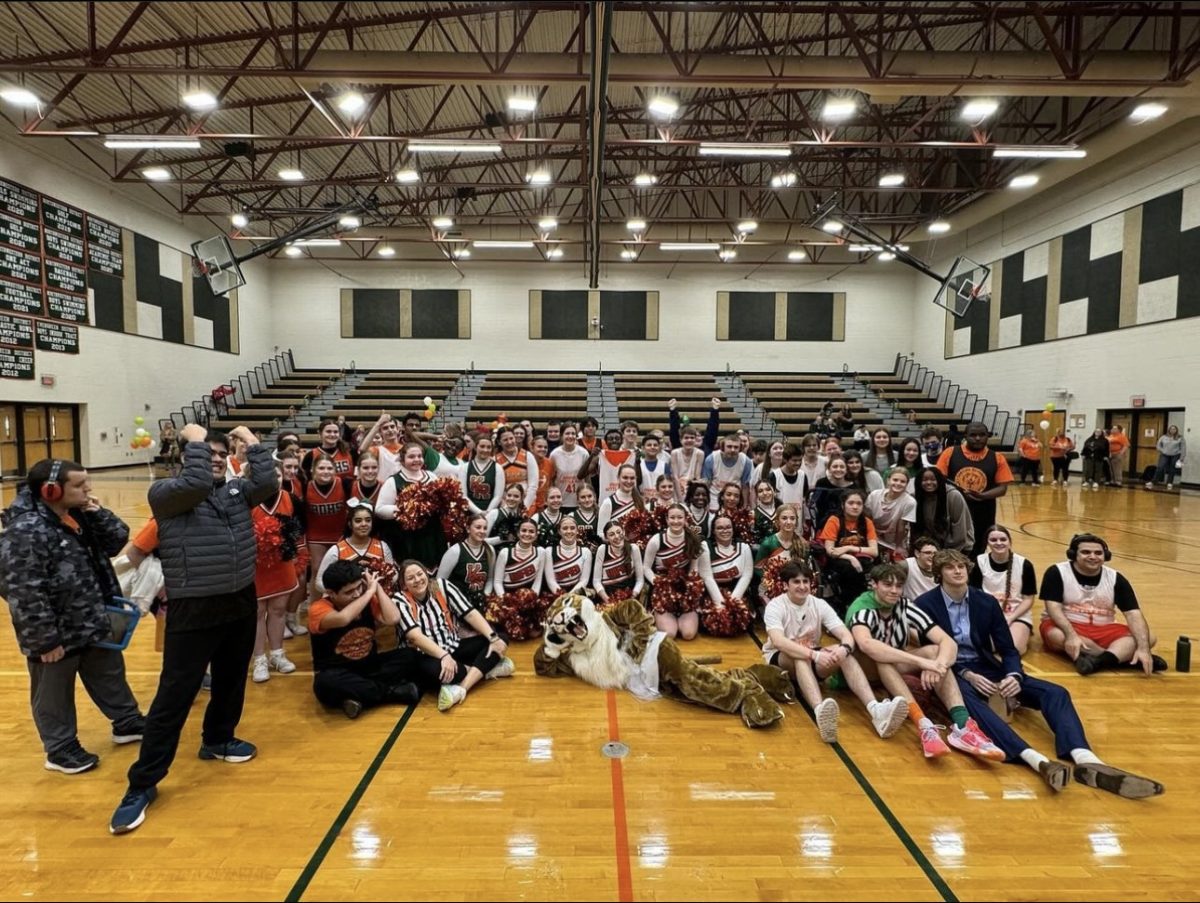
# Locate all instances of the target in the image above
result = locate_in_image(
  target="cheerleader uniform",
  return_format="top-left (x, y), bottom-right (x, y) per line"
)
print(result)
top-left (572, 506), bottom-right (600, 549)
top-left (643, 532), bottom-right (707, 613)
top-left (753, 503), bottom-right (778, 546)
top-left (490, 544), bottom-right (544, 596)
top-left (533, 508), bottom-right (564, 548)
top-left (252, 491), bottom-right (301, 599)
top-left (376, 469), bottom-right (448, 570)
top-left (593, 542), bottom-right (643, 600)
top-left (545, 543), bottom-right (592, 595)
top-left (487, 505), bottom-right (525, 547)
top-left (305, 478), bottom-right (350, 546)
top-left (462, 457), bottom-right (504, 513)
top-left (316, 536), bottom-right (394, 593)
top-left (708, 540), bottom-right (753, 600)
top-left (437, 540), bottom-right (493, 612)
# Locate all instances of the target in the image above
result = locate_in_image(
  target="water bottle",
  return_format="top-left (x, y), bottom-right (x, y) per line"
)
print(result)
top-left (1177, 636), bottom-right (1191, 673)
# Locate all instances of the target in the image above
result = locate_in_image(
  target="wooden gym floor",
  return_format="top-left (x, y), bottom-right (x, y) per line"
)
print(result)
top-left (0, 472), bottom-right (1196, 902)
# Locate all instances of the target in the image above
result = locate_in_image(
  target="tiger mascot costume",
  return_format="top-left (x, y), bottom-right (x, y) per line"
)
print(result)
top-left (534, 594), bottom-right (794, 728)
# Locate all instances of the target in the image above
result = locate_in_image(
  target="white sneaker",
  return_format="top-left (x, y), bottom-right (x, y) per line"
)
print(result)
top-left (869, 696), bottom-right (909, 738)
top-left (438, 684), bottom-right (467, 712)
top-left (282, 622), bottom-right (294, 640)
top-left (814, 697), bottom-right (840, 743)
top-left (486, 656), bottom-right (516, 680)
top-left (1051, 479), bottom-right (1059, 486)
top-left (285, 613), bottom-right (308, 637)
top-left (252, 655), bottom-right (269, 683)
top-left (268, 650), bottom-right (296, 674)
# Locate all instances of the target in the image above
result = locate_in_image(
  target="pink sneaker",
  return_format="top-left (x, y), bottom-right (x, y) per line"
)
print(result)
top-left (948, 718), bottom-right (1006, 761)
top-left (920, 723), bottom-right (950, 758)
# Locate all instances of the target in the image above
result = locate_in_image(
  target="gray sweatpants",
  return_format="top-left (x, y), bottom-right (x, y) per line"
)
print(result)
top-left (27, 646), bottom-right (141, 755)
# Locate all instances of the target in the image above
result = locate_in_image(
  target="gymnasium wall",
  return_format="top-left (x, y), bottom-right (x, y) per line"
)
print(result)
top-left (0, 136), bottom-right (275, 468)
top-left (268, 259), bottom-right (917, 373)
top-left (909, 119), bottom-right (1200, 484)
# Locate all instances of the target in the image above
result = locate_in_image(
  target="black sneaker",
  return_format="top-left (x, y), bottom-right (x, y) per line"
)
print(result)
top-left (342, 699), bottom-right (364, 720)
top-left (1152, 654), bottom-right (1169, 672)
top-left (45, 741), bottom-right (100, 774)
top-left (1074, 653), bottom-right (1102, 676)
top-left (112, 716), bottom-right (145, 745)
top-left (388, 682), bottom-right (421, 705)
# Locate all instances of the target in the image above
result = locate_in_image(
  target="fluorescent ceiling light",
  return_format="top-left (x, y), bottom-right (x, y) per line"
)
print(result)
top-left (141, 167), bottom-right (171, 181)
top-left (878, 173), bottom-right (905, 187)
top-left (525, 170), bottom-right (552, 186)
top-left (507, 95), bottom-right (537, 113)
top-left (431, 216), bottom-right (454, 230)
top-left (992, 146), bottom-right (1086, 159)
top-left (451, 247), bottom-right (470, 259)
top-left (878, 251), bottom-right (897, 261)
top-left (718, 249), bottom-right (737, 261)
top-left (1130, 102), bottom-right (1168, 123)
top-left (698, 143), bottom-right (790, 158)
top-left (660, 242), bottom-right (721, 251)
top-left (821, 220), bottom-right (844, 233)
top-left (338, 215), bottom-right (361, 229)
top-left (849, 244), bottom-right (883, 252)
top-left (1009, 174), bottom-right (1039, 189)
top-left (0, 86), bottom-right (39, 106)
top-left (284, 246), bottom-right (303, 257)
top-left (787, 249), bottom-right (807, 261)
top-left (182, 90), bottom-right (218, 111)
top-left (770, 172), bottom-right (797, 188)
top-left (647, 95), bottom-right (679, 118)
top-left (620, 249), bottom-right (638, 260)
top-left (277, 168), bottom-right (305, 180)
top-left (335, 91), bottom-right (366, 116)
top-left (822, 97), bottom-right (857, 121)
top-left (927, 220), bottom-right (951, 234)
top-left (473, 240), bottom-right (534, 248)
top-left (394, 168), bottom-right (419, 183)
top-left (545, 247), bottom-right (564, 259)
top-left (626, 218), bottom-right (647, 232)
top-left (104, 136), bottom-right (201, 149)
top-left (735, 219), bottom-right (758, 234)
top-left (634, 173), bottom-right (658, 186)
top-left (408, 142), bottom-right (502, 153)
top-left (377, 246), bottom-right (395, 258)
top-left (537, 216), bottom-right (558, 231)
top-left (961, 99), bottom-right (998, 121)
top-left (292, 238), bottom-right (341, 247)
top-left (230, 213), bottom-right (248, 228)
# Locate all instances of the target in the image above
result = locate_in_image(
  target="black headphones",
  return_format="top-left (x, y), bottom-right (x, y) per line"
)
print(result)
top-left (39, 459), bottom-right (64, 503)
top-left (1067, 533), bottom-right (1112, 562)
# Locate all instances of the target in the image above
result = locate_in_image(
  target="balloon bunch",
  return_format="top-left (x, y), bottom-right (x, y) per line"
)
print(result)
top-left (421, 394), bottom-right (438, 421)
top-left (1038, 401), bottom-right (1056, 431)
top-left (129, 415), bottom-right (154, 450)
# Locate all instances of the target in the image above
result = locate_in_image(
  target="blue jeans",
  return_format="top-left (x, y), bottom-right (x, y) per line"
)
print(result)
top-left (1153, 453), bottom-right (1180, 484)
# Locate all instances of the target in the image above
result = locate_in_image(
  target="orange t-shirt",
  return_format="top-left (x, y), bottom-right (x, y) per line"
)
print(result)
top-left (308, 595), bottom-right (382, 635)
top-left (818, 515), bottom-right (877, 546)
top-left (936, 445), bottom-right (1014, 485)
top-left (132, 518), bottom-right (159, 554)
top-left (1050, 436), bottom-right (1074, 458)
top-left (1107, 432), bottom-right (1129, 455)
top-left (1017, 438), bottom-right (1042, 461)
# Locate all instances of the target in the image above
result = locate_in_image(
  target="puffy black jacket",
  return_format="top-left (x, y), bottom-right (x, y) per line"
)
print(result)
top-left (0, 489), bottom-right (129, 658)
top-left (151, 441), bottom-right (278, 598)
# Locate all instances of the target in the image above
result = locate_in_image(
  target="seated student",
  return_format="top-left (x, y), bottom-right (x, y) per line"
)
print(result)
top-left (1038, 533), bottom-right (1166, 675)
top-left (308, 561), bottom-right (422, 719)
top-left (847, 563), bottom-right (1005, 760)
top-left (533, 486), bottom-right (565, 547)
top-left (969, 525), bottom-right (1036, 656)
top-left (642, 504), bottom-right (713, 640)
top-left (903, 536), bottom-right (940, 601)
top-left (818, 488), bottom-right (879, 608)
top-left (914, 550), bottom-right (1164, 798)
top-left (592, 521), bottom-right (645, 607)
top-left (542, 516), bottom-right (593, 597)
top-left (396, 560), bottom-right (515, 713)
top-left (762, 561), bottom-right (908, 744)
top-left (865, 468), bottom-right (917, 560)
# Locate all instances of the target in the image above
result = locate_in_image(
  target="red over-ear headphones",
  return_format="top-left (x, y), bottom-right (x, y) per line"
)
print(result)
top-left (40, 459), bottom-right (64, 503)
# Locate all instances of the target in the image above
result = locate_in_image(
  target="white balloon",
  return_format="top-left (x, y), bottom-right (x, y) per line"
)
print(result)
top-left (134, 428), bottom-right (148, 437)
top-left (1039, 419), bottom-right (1050, 430)
top-left (422, 395), bottom-right (433, 406)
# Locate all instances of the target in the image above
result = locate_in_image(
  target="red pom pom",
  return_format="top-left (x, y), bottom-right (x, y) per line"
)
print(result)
top-left (484, 588), bottom-right (546, 641)
top-left (396, 476), bottom-right (469, 538)
top-left (701, 591), bottom-right (753, 637)
top-left (722, 507), bottom-right (755, 544)
top-left (759, 553), bottom-right (790, 601)
top-left (650, 568), bottom-right (705, 615)
top-left (253, 516), bottom-right (284, 568)
top-left (595, 586), bottom-right (634, 614)
top-left (618, 507), bottom-right (656, 547)
top-left (360, 556), bottom-right (400, 598)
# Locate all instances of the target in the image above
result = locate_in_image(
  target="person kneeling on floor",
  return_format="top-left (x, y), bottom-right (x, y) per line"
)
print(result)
top-left (913, 549), bottom-right (1164, 798)
top-left (309, 560), bottom-right (421, 720)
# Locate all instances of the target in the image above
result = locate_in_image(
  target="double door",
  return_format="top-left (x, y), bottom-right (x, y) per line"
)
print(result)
top-left (0, 404), bottom-right (79, 477)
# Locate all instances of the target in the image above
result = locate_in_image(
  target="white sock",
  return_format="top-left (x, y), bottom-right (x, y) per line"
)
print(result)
top-left (1071, 748), bottom-right (1103, 766)
top-left (918, 717), bottom-right (934, 729)
top-left (1019, 748), bottom-right (1050, 771)
top-left (270, 648), bottom-right (284, 657)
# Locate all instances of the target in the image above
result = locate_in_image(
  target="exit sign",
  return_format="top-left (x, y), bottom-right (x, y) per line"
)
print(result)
top-left (1131, 395), bottom-right (1146, 408)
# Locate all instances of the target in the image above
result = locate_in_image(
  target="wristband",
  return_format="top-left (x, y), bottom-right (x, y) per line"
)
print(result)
top-left (487, 633), bottom-right (500, 642)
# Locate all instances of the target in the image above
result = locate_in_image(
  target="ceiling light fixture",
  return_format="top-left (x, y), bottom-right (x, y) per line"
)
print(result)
top-left (408, 142), bottom-right (503, 153)
top-left (431, 216), bottom-right (454, 230)
top-left (927, 220), bottom-right (951, 234)
top-left (230, 212), bottom-right (249, 229)
top-left (822, 97), bottom-right (857, 121)
top-left (992, 146), bottom-right (1086, 159)
top-left (1130, 102), bottom-right (1168, 123)
top-left (337, 215), bottom-right (361, 230)
top-left (473, 240), bottom-right (535, 249)
top-left (451, 247), bottom-right (470, 259)
top-left (335, 91), bottom-right (367, 116)
top-left (284, 246), bottom-right (303, 257)
top-left (277, 168), bottom-right (305, 180)
top-left (620, 249), bottom-right (638, 260)
top-left (141, 167), bottom-right (171, 181)
top-left (961, 99), bottom-right (999, 122)
top-left (878, 251), bottom-right (897, 261)
top-left (878, 173), bottom-right (905, 187)
top-left (718, 249), bottom-right (737, 261)
top-left (394, 168), bottom-right (420, 183)
top-left (525, 170), bottom-right (552, 186)
top-left (104, 136), bottom-right (201, 149)
top-left (634, 173), bottom-right (658, 186)
top-left (377, 246), bottom-right (395, 258)
top-left (507, 95), bottom-right (538, 113)
top-left (0, 86), bottom-right (39, 106)
top-left (647, 95), bottom-right (679, 118)
top-left (626, 218), bottom-right (647, 232)
top-left (537, 216), bottom-right (558, 231)
top-left (1009, 174), bottom-right (1039, 189)
top-left (770, 172), bottom-right (797, 188)
top-left (787, 249), bottom-right (807, 261)
top-left (181, 89), bottom-right (218, 111)
top-left (735, 219), bottom-right (758, 234)
top-left (821, 220), bottom-right (844, 233)
top-left (292, 238), bottom-right (341, 247)
top-left (698, 143), bottom-right (790, 158)
top-left (545, 247), bottom-right (564, 259)
top-left (660, 242), bottom-right (721, 251)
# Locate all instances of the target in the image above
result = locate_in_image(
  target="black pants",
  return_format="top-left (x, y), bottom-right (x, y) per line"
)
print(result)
top-left (1018, 458), bottom-right (1041, 484)
top-left (1051, 457), bottom-right (1070, 481)
top-left (127, 601), bottom-right (257, 791)
top-left (313, 649), bottom-right (424, 709)
top-left (965, 498), bottom-right (997, 557)
top-left (825, 556), bottom-right (872, 612)
top-left (412, 635), bottom-right (501, 692)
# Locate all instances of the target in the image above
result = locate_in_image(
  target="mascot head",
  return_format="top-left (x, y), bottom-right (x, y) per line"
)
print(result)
top-left (544, 593), bottom-right (595, 650)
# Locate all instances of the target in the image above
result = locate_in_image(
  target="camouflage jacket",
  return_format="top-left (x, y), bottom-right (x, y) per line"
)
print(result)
top-left (0, 489), bottom-right (129, 658)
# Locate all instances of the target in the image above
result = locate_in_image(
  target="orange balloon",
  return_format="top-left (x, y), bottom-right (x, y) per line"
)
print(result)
top-left (423, 410), bottom-right (433, 420)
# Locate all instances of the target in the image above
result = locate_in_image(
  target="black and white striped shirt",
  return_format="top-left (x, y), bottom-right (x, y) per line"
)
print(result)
top-left (394, 578), bottom-right (475, 653)
top-left (850, 598), bottom-right (935, 650)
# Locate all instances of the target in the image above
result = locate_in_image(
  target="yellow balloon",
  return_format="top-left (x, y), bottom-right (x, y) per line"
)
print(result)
top-left (1044, 402), bottom-right (1056, 412)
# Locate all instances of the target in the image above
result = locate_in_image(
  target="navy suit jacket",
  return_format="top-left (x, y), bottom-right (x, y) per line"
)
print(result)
top-left (913, 585), bottom-right (1024, 678)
